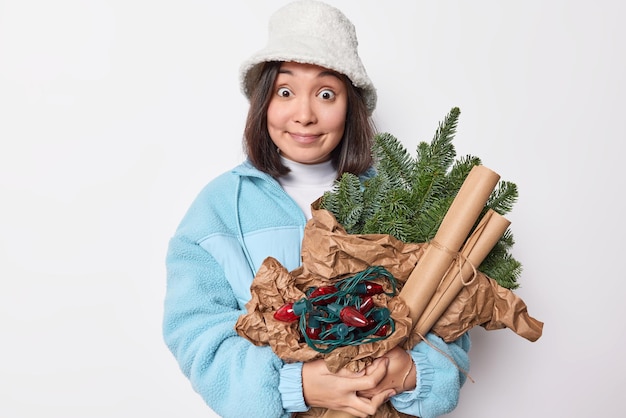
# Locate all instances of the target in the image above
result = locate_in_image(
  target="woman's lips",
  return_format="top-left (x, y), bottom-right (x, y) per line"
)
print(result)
top-left (289, 132), bottom-right (321, 144)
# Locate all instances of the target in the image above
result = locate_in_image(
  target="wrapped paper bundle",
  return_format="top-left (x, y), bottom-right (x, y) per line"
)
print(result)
top-left (398, 164), bottom-right (501, 325)
top-left (235, 206), bottom-right (543, 418)
top-left (409, 207), bottom-right (542, 345)
top-left (236, 105), bottom-right (544, 417)
top-left (321, 165), bottom-right (504, 418)
top-left (411, 208), bottom-right (510, 338)
top-left (235, 165), bottom-right (543, 418)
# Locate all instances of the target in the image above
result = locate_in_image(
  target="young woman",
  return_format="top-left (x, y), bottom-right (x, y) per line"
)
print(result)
top-left (163, 1), bottom-right (470, 417)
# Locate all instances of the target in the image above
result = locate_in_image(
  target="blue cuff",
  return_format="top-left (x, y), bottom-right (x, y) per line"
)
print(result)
top-left (390, 351), bottom-right (432, 415)
top-left (390, 333), bottom-right (469, 418)
top-left (278, 362), bottom-right (309, 413)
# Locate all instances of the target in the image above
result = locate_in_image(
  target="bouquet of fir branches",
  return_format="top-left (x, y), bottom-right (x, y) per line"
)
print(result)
top-left (236, 107), bottom-right (543, 418)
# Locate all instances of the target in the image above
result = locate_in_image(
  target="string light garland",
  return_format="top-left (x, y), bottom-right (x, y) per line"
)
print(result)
top-left (273, 265), bottom-right (398, 353)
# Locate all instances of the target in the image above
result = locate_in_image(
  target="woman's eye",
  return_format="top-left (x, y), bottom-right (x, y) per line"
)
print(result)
top-left (277, 87), bottom-right (292, 97)
top-left (318, 89), bottom-right (335, 100)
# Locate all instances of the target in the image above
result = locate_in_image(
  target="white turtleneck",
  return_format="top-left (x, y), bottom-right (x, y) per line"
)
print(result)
top-left (278, 156), bottom-right (338, 220)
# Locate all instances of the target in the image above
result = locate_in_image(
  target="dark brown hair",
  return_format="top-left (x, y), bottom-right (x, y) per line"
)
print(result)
top-left (243, 61), bottom-right (375, 179)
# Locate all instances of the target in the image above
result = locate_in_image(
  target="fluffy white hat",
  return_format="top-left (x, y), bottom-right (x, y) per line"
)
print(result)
top-left (239, 0), bottom-right (377, 114)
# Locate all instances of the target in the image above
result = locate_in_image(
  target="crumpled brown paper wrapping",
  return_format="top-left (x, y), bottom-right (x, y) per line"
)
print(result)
top-left (235, 193), bottom-right (543, 418)
top-left (235, 191), bottom-right (542, 353)
top-left (235, 207), bottom-right (423, 373)
top-left (430, 273), bottom-right (543, 343)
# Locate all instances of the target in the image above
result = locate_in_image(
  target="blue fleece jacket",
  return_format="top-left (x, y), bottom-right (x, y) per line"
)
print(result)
top-left (163, 160), bottom-right (470, 418)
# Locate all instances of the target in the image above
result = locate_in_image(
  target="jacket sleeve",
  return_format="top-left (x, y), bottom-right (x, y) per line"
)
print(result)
top-left (390, 332), bottom-right (471, 418)
top-left (163, 233), bottom-right (292, 418)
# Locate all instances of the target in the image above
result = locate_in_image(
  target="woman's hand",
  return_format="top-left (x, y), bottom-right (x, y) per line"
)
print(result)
top-left (302, 357), bottom-right (396, 417)
top-left (357, 346), bottom-right (416, 398)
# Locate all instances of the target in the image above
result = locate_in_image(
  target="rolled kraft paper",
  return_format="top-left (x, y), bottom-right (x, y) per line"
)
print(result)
top-left (399, 165), bottom-right (500, 324)
top-left (414, 209), bottom-right (511, 336)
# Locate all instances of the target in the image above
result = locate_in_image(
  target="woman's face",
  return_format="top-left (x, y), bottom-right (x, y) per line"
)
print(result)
top-left (267, 62), bottom-right (348, 164)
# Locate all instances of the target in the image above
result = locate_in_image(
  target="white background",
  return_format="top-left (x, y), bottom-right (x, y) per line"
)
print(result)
top-left (1, 1), bottom-right (624, 417)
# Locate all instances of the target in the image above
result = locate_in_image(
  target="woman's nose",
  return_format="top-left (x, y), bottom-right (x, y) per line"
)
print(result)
top-left (293, 97), bottom-right (317, 125)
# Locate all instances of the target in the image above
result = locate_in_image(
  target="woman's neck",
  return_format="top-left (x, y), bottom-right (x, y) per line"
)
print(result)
top-left (278, 156), bottom-right (337, 219)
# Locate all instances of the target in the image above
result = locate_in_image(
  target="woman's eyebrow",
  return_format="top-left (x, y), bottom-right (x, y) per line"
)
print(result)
top-left (317, 70), bottom-right (342, 80)
top-left (277, 68), bottom-right (342, 80)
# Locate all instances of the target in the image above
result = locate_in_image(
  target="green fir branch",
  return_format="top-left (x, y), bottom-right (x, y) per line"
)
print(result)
top-left (415, 106), bottom-right (459, 175)
top-left (486, 181), bottom-right (518, 215)
top-left (320, 107), bottom-right (523, 289)
top-left (373, 132), bottom-right (415, 190)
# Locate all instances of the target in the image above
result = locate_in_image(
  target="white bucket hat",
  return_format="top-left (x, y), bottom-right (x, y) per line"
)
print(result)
top-left (239, 0), bottom-right (377, 114)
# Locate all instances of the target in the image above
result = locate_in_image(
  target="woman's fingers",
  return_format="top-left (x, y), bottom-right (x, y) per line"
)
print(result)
top-left (348, 357), bottom-right (388, 392)
top-left (359, 348), bottom-right (415, 398)
top-left (369, 389), bottom-right (397, 410)
top-left (344, 388), bottom-right (396, 417)
top-left (302, 356), bottom-right (394, 416)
